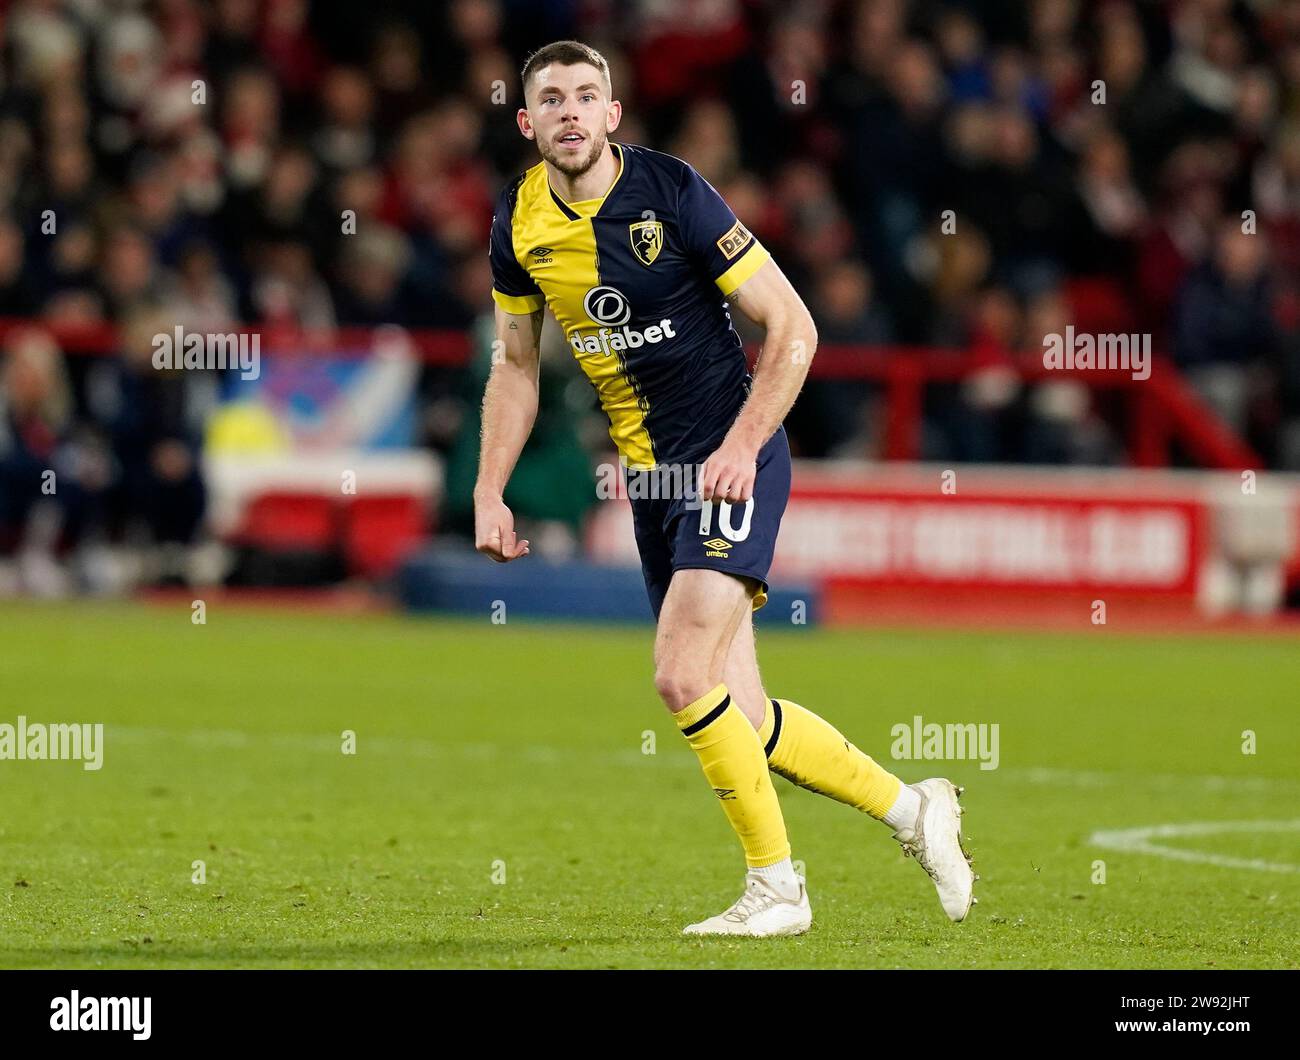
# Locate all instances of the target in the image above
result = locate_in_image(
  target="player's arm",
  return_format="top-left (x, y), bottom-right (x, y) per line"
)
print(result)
top-left (473, 302), bottom-right (544, 562)
top-left (699, 258), bottom-right (817, 503)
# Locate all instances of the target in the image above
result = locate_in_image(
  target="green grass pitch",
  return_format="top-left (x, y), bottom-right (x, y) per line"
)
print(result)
top-left (1, 600), bottom-right (1298, 968)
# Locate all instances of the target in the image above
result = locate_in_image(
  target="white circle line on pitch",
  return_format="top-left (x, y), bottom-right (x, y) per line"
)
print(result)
top-left (1089, 819), bottom-right (1300, 874)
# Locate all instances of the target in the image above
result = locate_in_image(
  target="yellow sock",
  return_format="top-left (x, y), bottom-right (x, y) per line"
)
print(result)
top-left (757, 697), bottom-right (902, 819)
top-left (674, 683), bottom-right (791, 868)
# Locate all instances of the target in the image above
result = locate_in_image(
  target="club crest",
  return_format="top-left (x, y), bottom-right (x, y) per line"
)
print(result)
top-left (629, 220), bottom-right (664, 266)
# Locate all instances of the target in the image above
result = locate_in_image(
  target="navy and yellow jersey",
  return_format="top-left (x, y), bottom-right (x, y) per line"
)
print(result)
top-left (489, 142), bottom-right (770, 469)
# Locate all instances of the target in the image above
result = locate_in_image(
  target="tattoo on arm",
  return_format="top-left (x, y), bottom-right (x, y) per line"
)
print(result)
top-left (505, 309), bottom-right (543, 341)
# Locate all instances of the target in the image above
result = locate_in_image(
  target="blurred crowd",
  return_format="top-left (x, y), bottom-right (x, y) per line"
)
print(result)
top-left (4, 0), bottom-right (1300, 591)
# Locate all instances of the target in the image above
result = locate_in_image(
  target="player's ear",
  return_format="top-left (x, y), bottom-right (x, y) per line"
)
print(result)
top-left (606, 99), bottom-right (622, 133)
top-left (517, 108), bottom-right (535, 140)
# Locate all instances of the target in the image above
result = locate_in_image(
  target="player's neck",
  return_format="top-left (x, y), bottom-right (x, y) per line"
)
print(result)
top-left (546, 142), bottom-right (618, 204)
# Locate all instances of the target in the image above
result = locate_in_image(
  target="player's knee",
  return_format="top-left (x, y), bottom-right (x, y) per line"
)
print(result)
top-left (653, 663), bottom-right (711, 713)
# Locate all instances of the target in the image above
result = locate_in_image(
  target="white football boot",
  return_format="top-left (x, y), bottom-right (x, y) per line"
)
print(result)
top-left (682, 871), bottom-right (812, 937)
top-left (891, 778), bottom-right (977, 922)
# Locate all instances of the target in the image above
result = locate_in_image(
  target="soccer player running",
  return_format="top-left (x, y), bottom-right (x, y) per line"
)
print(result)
top-left (476, 41), bottom-right (975, 936)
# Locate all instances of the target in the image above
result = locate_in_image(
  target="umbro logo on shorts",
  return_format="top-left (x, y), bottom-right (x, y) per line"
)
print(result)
top-left (703, 538), bottom-right (732, 558)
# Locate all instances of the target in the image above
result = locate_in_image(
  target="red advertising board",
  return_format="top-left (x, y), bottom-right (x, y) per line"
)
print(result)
top-left (585, 465), bottom-right (1213, 609)
top-left (774, 488), bottom-right (1205, 594)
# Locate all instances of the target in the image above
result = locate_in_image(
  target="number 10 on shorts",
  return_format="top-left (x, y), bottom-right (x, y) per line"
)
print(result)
top-left (698, 498), bottom-right (754, 543)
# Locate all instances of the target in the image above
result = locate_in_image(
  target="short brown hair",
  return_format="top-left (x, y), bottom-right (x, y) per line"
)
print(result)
top-left (521, 40), bottom-right (612, 99)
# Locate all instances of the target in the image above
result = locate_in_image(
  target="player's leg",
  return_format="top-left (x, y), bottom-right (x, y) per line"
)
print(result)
top-left (655, 568), bottom-right (786, 871)
top-left (718, 601), bottom-right (768, 728)
top-left (722, 606), bottom-right (977, 922)
top-left (655, 568), bottom-right (810, 936)
top-left (724, 606), bottom-right (907, 817)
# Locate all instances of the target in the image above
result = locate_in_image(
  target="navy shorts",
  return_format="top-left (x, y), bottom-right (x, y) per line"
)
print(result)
top-left (627, 426), bottom-right (791, 620)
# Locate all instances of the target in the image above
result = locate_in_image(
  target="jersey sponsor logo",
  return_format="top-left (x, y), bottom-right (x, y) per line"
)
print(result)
top-left (629, 220), bottom-right (664, 266)
top-left (528, 245), bottom-right (554, 264)
top-left (583, 285), bottom-right (631, 325)
top-left (716, 220), bottom-right (753, 260)
top-left (570, 285), bottom-right (677, 355)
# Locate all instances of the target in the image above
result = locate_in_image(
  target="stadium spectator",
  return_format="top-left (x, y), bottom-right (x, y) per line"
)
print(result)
top-left (1173, 218), bottom-right (1276, 435)
top-left (791, 259), bottom-right (893, 458)
top-left (84, 308), bottom-right (211, 582)
top-left (0, 215), bottom-right (39, 317)
top-left (0, 327), bottom-right (100, 595)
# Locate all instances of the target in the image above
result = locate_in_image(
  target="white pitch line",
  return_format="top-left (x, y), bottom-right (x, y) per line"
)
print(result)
top-left (104, 725), bottom-right (690, 768)
top-left (102, 727), bottom-right (1300, 793)
top-left (1000, 766), bottom-right (1300, 794)
top-left (1090, 820), bottom-right (1300, 874)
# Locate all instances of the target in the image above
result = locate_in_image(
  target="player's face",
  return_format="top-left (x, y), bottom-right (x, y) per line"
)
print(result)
top-left (520, 63), bottom-right (620, 177)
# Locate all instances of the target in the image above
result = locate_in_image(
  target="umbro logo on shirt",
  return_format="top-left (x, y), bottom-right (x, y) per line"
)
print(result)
top-left (529, 246), bottom-right (554, 263)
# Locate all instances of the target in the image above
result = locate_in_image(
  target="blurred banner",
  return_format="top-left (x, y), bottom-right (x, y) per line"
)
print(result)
top-left (210, 330), bottom-right (420, 453)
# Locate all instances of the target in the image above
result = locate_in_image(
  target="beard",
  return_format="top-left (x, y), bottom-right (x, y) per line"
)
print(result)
top-left (537, 127), bottom-right (607, 177)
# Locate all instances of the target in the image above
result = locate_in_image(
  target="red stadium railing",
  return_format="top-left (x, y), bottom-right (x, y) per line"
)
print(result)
top-left (807, 343), bottom-right (1259, 469)
top-left (0, 317), bottom-right (1259, 470)
top-left (0, 317), bottom-right (473, 365)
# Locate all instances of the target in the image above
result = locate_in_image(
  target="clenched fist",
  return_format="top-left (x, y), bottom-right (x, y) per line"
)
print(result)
top-left (474, 492), bottom-right (530, 562)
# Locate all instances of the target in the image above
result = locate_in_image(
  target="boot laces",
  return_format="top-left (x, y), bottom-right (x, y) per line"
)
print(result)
top-left (723, 879), bottom-right (782, 923)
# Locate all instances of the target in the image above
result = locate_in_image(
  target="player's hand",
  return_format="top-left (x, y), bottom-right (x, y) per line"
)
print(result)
top-left (474, 492), bottom-right (530, 562)
top-left (699, 436), bottom-right (759, 503)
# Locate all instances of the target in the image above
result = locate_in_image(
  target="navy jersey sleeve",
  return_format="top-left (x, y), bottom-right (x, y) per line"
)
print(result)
top-left (489, 182), bottom-right (545, 314)
top-left (676, 164), bottom-right (771, 296)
